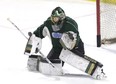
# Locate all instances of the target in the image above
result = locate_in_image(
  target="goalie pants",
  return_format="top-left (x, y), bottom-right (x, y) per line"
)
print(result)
top-left (74, 39), bottom-right (85, 55)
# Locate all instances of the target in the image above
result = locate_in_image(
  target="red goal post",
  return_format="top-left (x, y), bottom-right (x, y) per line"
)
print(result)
top-left (96, 0), bottom-right (101, 47)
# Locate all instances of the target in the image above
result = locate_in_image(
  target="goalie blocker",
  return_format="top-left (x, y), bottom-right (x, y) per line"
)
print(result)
top-left (24, 33), bottom-right (42, 55)
top-left (59, 49), bottom-right (106, 79)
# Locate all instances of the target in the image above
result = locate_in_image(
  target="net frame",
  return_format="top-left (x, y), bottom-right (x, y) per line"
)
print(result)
top-left (96, 0), bottom-right (116, 47)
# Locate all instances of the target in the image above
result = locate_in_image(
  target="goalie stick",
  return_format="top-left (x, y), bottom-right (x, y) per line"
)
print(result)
top-left (7, 18), bottom-right (28, 39)
top-left (7, 18), bottom-right (64, 75)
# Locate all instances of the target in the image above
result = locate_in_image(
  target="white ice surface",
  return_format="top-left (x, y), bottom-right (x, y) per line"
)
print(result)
top-left (0, 0), bottom-right (116, 84)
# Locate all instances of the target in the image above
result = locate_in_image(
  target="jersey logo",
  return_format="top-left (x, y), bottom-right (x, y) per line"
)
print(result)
top-left (52, 32), bottom-right (62, 38)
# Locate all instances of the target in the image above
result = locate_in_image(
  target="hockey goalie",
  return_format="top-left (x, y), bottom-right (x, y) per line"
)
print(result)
top-left (24, 7), bottom-right (106, 80)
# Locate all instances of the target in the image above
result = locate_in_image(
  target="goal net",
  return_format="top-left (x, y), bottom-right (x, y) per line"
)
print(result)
top-left (97, 0), bottom-right (116, 46)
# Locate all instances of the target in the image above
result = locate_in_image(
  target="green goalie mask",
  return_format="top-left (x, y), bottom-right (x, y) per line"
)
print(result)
top-left (51, 7), bottom-right (66, 24)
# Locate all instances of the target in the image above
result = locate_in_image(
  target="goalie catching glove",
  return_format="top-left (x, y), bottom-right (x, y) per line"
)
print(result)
top-left (60, 31), bottom-right (77, 50)
top-left (24, 32), bottom-right (42, 55)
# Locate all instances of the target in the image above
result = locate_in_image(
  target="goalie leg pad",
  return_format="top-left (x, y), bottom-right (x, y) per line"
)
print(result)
top-left (27, 55), bottom-right (41, 71)
top-left (38, 58), bottom-right (63, 75)
top-left (59, 49), bottom-right (105, 79)
top-left (27, 55), bottom-right (63, 75)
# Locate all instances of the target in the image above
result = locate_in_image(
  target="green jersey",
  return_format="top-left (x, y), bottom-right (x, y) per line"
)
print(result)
top-left (33, 16), bottom-right (80, 49)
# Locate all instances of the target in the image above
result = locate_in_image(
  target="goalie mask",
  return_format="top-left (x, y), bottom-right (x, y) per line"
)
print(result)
top-left (51, 7), bottom-right (66, 31)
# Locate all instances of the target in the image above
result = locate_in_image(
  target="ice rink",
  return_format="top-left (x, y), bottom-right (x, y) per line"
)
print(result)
top-left (0, 0), bottom-right (116, 84)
